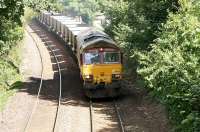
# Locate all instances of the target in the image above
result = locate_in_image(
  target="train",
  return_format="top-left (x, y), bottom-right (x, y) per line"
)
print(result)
top-left (38, 11), bottom-right (123, 98)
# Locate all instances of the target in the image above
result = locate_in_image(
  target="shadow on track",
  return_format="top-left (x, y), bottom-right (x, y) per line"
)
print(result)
top-left (15, 20), bottom-right (122, 132)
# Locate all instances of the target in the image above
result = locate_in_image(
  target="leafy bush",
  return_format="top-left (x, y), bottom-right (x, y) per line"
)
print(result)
top-left (0, 0), bottom-right (24, 25)
top-left (0, 0), bottom-right (24, 56)
top-left (0, 19), bottom-right (24, 56)
top-left (24, 0), bottom-right (64, 12)
top-left (22, 7), bottom-right (39, 23)
top-left (0, 43), bottom-right (23, 111)
top-left (0, 0), bottom-right (24, 111)
top-left (0, 59), bottom-right (21, 89)
top-left (63, 0), bottom-right (100, 25)
top-left (137, 0), bottom-right (200, 131)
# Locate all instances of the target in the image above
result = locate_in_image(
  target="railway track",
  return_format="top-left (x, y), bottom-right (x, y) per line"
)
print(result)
top-left (113, 99), bottom-right (125, 132)
top-left (23, 27), bottom-right (63, 132)
top-left (24, 22), bottom-right (124, 132)
top-left (89, 98), bottom-right (125, 132)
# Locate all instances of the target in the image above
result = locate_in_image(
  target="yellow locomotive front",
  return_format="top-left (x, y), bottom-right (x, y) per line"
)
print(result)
top-left (76, 29), bottom-right (123, 98)
top-left (80, 47), bottom-right (123, 98)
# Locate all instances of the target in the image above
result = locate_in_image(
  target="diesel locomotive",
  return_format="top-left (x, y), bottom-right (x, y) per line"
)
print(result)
top-left (38, 11), bottom-right (123, 98)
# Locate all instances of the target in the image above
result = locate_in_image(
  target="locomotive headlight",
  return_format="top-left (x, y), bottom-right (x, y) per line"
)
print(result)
top-left (112, 74), bottom-right (121, 80)
top-left (84, 75), bottom-right (93, 82)
top-left (85, 75), bottom-right (92, 79)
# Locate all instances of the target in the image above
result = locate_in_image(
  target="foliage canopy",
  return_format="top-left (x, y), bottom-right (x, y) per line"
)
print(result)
top-left (0, 0), bottom-right (24, 56)
top-left (63, 0), bottom-right (101, 24)
top-left (24, 0), bottom-right (63, 12)
top-left (100, 0), bottom-right (200, 131)
top-left (136, 0), bottom-right (200, 131)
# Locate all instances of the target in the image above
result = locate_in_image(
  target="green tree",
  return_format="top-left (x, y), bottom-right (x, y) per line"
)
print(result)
top-left (137, 0), bottom-right (200, 131)
top-left (24, 0), bottom-right (63, 12)
top-left (100, 0), bottom-right (179, 52)
top-left (63, 0), bottom-right (100, 24)
top-left (0, 0), bottom-right (24, 25)
top-left (0, 0), bottom-right (24, 55)
top-left (0, 0), bottom-right (24, 97)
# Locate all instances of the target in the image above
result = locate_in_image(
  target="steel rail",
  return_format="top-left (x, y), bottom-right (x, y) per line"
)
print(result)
top-left (113, 99), bottom-right (125, 132)
top-left (90, 98), bottom-right (125, 132)
top-left (89, 99), bottom-right (94, 132)
top-left (23, 28), bottom-right (44, 132)
top-left (24, 25), bottom-right (63, 132)
top-left (46, 35), bottom-right (62, 132)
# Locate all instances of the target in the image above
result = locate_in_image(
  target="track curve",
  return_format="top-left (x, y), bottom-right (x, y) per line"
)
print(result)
top-left (23, 25), bottom-right (63, 132)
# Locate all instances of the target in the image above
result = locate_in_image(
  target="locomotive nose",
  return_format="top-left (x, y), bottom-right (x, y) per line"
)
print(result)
top-left (100, 72), bottom-right (104, 76)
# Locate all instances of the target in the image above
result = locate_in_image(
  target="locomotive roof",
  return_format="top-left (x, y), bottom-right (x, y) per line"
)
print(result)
top-left (77, 29), bottom-right (119, 52)
top-left (78, 28), bottom-right (110, 41)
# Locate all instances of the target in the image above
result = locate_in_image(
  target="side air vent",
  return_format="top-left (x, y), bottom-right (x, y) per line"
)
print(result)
top-left (84, 36), bottom-right (99, 42)
top-left (84, 35), bottom-right (110, 43)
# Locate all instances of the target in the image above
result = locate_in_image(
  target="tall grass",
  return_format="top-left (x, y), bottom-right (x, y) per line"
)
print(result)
top-left (0, 41), bottom-right (23, 111)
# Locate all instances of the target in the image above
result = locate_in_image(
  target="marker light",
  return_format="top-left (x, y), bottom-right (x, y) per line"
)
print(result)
top-left (112, 74), bottom-right (121, 80)
top-left (99, 48), bottom-right (103, 52)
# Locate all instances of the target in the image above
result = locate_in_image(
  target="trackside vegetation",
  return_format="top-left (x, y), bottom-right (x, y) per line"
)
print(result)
top-left (23, 0), bottom-right (63, 12)
top-left (0, 0), bottom-right (24, 111)
top-left (62, 0), bottom-right (100, 25)
top-left (137, 1), bottom-right (200, 131)
top-left (0, 0), bottom-right (64, 111)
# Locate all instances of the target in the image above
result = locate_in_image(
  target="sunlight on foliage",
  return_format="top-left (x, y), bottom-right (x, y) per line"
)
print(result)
top-left (137, 0), bottom-right (200, 131)
top-left (63, 0), bottom-right (101, 25)
top-left (0, 0), bottom-right (24, 111)
top-left (24, 0), bottom-right (64, 12)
